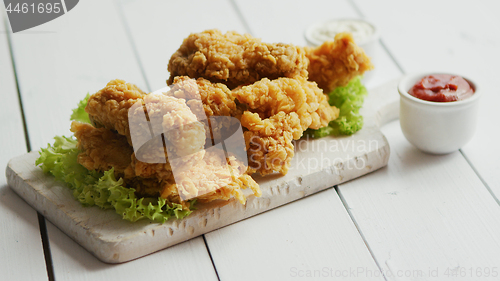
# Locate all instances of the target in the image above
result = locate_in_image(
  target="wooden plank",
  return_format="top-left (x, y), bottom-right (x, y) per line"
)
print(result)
top-left (335, 1), bottom-right (500, 279)
top-left (196, 1), bottom-right (399, 280)
top-left (17, 0), bottom-right (396, 276)
top-left (353, 0), bottom-right (500, 198)
top-left (206, 188), bottom-right (385, 281)
top-left (118, 0), bottom-right (248, 91)
top-left (338, 120), bottom-right (500, 280)
top-left (44, 221), bottom-right (217, 281)
top-left (234, 0), bottom-right (402, 89)
top-left (6, 77), bottom-right (396, 262)
top-left (196, 81), bottom-right (397, 281)
top-left (0, 8), bottom-right (48, 281)
top-left (7, 0), bottom-right (217, 279)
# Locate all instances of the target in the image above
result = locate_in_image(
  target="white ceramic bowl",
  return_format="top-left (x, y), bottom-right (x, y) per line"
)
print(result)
top-left (398, 72), bottom-right (481, 154)
top-left (304, 18), bottom-right (379, 82)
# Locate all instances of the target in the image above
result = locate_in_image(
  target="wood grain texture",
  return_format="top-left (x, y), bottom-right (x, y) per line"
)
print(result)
top-left (6, 78), bottom-right (397, 263)
top-left (338, 121), bottom-right (500, 281)
top-left (233, 0), bottom-right (402, 89)
top-left (198, 2), bottom-right (400, 279)
top-left (0, 7), bottom-right (48, 281)
top-left (206, 188), bottom-right (385, 281)
top-left (43, 221), bottom-right (218, 281)
top-left (118, 0), bottom-right (248, 91)
top-left (353, 0), bottom-right (500, 200)
top-left (6, 0), bottom-right (217, 279)
top-left (6, 85), bottom-right (390, 262)
top-left (338, 1), bottom-right (500, 279)
top-left (115, 2), bottom-right (393, 279)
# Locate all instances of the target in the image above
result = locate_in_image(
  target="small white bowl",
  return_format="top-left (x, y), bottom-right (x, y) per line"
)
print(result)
top-left (304, 18), bottom-right (380, 82)
top-left (398, 72), bottom-right (481, 154)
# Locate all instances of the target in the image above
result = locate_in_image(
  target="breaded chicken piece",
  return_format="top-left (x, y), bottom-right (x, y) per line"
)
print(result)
top-left (131, 148), bottom-right (260, 207)
top-left (168, 30), bottom-right (372, 94)
top-left (127, 139), bottom-right (175, 181)
top-left (72, 124), bottom-right (260, 207)
top-left (81, 79), bottom-right (260, 208)
top-left (174, 76), bottom-right (242, 118)
top-left (70, 121), bottom-right (176, 205)
top-left (88, 79), bottom-right (206, 158)
top-left (71, 121), bottom-right (133, 175)
top-left (87, 79), bottom-right (207, 180)
top-left (305, 33), bottom-right (374, 93)
top-left (171, 76), bottom-right (244, 144)
top-left (168, 149), bottom-right (260, 203)
top-left (242, 111), bottom-right (301, 175)
top-left (232, 77), bottom-right (339, 175)
top-left (72, 118), bottom-right (260, 208)
top-left (128, 92), bottom-right (206, 169)
top-left (171, 76), bottom-right (339, 175)
top-left (86, 79), bottom-right (146, 141)
top-left (167, 29), bottom-right (309, 89)
top-left (232, 77), bottom-right (338, 130)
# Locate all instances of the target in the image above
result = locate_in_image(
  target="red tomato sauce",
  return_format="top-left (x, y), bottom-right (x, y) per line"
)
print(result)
top-left (409, 74), bottom-right (474, 102)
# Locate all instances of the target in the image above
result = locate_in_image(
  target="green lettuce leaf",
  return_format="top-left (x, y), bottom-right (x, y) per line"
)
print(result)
top-left (36, 137), bottom-right (192, 223)
top-left (36, 95), bottom-right (192, 223)
top-left (70, 94), bottom-right (91, 123)
top-left (305, 76), bottom-right (368, 138)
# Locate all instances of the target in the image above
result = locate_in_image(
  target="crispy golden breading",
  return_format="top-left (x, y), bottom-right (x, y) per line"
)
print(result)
top-left (167, 29), bottom-right (309, 89)
top-left (305, 33), bottom-right (374, 93)
top-left (87, 79), bottom-right (207, 162)
top-left (170, 76), bottom-right (340, 175)
top-left (242, 111), bottom-right (301, 175)
top-left (88, 79), bottom-right (207, 180)
top-left (232, 77), bottom-right (339, 175)
top-left (171, 76), bottom-right (244, 144)
top-left (128, 92), bottom-right (206, 173)
top-left (86, 79), bottom-right (146, 141)
top-left (71, 121), bottom-right (172, 199)
top-left (71, 121), bottom-right (133, 175)
top-left (128, 139), bottom-right (174, 181)
top-left (78, 79), bottom-right (260, 209)
top-left (69, 29), bottom-right (374, 218)
top-left (168, 149), bottom-right (260, 203)
top-left (171, 76), bottom-right (339, 175)
top-left (167, 30), bottom-right (373, 94)
top-left (172, 76), bottom-right (241, 118)
top-left (232, 77), bottom-right (338, 130)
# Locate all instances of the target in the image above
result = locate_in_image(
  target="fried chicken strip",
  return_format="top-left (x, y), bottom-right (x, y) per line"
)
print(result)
top-left (167, 29), bottom-right (309, 89)
top-left (71, 121), bottom-right (133, 175)
top-left (85, 79), bottom-right (146, 140)
top-left (232, 77), bottom-right (339, 175)
top-left (70, 121), bottom-right (172, 201)
top-left (81, 79), bottom-right (260, 207)
top-left (305, 33), bottom-right (374, 93)
top-left (86, 79), bottom-right (207, 181)
top-left (172, 76), bottom-right (339, 175)
top-left (232, 77), bottom-right (338, 130)
top-left (72, 121), bottom-right (258, 207)
top-left (168, 30), bottom-right (373, 93)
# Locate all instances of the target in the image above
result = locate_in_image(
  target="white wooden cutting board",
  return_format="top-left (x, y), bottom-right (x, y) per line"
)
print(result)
top-left (6, 79), bottom-right (400, 264)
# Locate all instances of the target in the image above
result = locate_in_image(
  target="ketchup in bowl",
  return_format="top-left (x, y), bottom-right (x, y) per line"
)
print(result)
top-left (409, 74), bottom-right (474, 102)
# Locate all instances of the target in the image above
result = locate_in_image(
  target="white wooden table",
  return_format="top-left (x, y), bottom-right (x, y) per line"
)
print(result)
top-left (1, 0), bottom-right (500, 280)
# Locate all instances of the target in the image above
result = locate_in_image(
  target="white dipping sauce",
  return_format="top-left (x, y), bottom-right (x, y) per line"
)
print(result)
top-left (308, 19), bottom-right (375, 45)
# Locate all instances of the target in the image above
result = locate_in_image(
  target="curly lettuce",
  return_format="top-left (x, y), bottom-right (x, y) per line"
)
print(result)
top-left (306, 76), bottom-right (368, 138)
top-left (35, 97), bottom-right (192, 223)
top-left (70, 94), bottom-right (91, 124)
